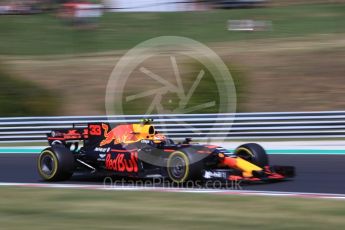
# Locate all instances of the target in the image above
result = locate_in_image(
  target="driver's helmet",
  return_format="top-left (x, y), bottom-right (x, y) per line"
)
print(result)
top-left (153, 132), bottom-right (166, 142)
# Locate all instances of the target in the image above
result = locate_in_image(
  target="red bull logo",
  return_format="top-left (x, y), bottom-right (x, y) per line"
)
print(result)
top-left (100, 123), bottom-right (138, 146)
top-left (105, 152), bottom-right (138, 173)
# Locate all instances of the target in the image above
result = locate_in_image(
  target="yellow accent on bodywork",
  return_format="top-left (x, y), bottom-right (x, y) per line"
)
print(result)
top-left (236, 157), bottom-right (262, 177)
top-left (234, 147), bottom-right (263, 177)
top-left (132, 124), bottom-right (155, 140)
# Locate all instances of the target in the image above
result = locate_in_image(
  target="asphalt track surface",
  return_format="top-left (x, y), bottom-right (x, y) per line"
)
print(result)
top-left (1, 154), bottom-right (344, 194)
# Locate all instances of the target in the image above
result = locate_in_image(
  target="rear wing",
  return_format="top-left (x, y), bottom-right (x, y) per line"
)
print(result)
top-left (47, 122), bottom-right (157, 147)
top-left (47, 128), bottom-right (87, 145)
top-left (47, 123), bottom-right (110, 146)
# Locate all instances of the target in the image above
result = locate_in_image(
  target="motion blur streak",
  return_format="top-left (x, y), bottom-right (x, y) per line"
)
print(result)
top-left (1, 153), bottom-right (345, 194)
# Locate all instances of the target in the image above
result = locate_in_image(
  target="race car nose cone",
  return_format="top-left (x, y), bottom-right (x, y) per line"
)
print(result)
top-left (252, 170), bottom-right (266, 178)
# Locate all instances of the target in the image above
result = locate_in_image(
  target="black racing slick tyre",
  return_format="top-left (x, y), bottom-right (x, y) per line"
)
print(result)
top-left (167, 151), bottom-right (203, 184)
top-left (37, 146), bottom-right (75, 181)
top-left (234, 143), bottom-right (269, 167)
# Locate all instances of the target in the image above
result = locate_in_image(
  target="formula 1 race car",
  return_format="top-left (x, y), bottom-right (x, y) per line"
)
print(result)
top-left (37, 120), bottom-right (294, 183)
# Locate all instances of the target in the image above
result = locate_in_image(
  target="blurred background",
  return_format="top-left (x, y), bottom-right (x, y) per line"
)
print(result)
top-left (0, 0), bottom-right (345, 116)
top-left (1, 3), bottom-right (345, 228)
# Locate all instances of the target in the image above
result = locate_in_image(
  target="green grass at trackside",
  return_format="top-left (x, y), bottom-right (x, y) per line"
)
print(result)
top-left (0, 62), bottom-right (60, 116)
top-left (0, 187), bottom-right (344, 230)
top-left (0, 4), bottom-right (344, 55)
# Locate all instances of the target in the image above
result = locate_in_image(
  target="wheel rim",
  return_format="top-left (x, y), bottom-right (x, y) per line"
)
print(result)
top-left (236, 148), bottom-right (254, 162)
top-left (169, 156), bottom-right (186, 179)
top-left (40, 154), bottom-right (55, 176)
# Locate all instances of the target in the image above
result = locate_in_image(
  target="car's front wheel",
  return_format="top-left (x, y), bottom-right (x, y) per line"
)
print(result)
top-left (166, 151), bottom-right (203, 184)
top-left (234, 143), bottom-right (269, 167)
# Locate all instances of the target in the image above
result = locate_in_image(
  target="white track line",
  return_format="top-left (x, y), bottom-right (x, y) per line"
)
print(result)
top-left (1, 183), bottom-right (344, 200)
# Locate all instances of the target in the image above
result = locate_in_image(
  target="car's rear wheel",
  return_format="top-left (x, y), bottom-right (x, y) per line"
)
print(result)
top-left (37, 146), bottom-right (75, 181)
top-left (234, 143), bottom-right (269, 167)
top-left (167, 151), bottom-right (202, 184)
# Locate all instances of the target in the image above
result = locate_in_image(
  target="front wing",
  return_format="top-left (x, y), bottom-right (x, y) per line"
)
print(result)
top-left (203, 165), bottom-right (295, 182)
